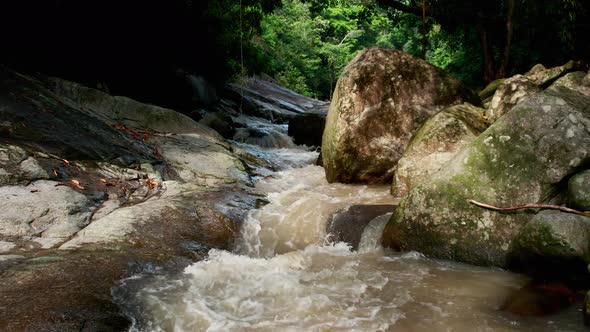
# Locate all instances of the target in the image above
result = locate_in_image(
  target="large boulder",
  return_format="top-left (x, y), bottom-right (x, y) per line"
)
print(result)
top-left (391, 103), bottom-right (487, 197)
top-left (224, 77), bottom-right (329, 123)
top-left (548, 71), bottom-right (590, 97)
top-left (512, 211), bottom-right (590, 264)
top-left (383, 89), bottom-right (590, 267)
top-left (479, 78), bottom-right (505, 105)
top-left (322, 47), bottom-right (479, 184)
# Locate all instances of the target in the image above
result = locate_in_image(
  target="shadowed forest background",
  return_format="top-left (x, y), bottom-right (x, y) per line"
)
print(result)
top-left (1, 0), bottom-right (589, 104)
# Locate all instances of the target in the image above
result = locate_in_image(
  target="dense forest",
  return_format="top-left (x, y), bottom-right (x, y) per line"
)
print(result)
top-left (217, 0), bottom-right (590, 99)
top-left (2, 1), bottom-right (590, 331)
top-left (2, 0), bottom-right (587, 102)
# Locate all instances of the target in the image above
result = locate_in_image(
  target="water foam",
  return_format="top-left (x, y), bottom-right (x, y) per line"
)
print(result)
top-left (117, 148), bottom-right (586, 332)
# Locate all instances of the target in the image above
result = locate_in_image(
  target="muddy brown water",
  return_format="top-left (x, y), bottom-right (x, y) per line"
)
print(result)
top-left (116, 149), bottom-right (585, 331)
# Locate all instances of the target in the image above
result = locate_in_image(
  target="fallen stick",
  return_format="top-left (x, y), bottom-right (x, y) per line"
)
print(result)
top-left (468, 199), bottom-right (590, 217)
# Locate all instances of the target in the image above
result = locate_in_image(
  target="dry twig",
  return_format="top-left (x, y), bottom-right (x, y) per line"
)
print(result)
top-left (468, 199), bottom-right (590, 217)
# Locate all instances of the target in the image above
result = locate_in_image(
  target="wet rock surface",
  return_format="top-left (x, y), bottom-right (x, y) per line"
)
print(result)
top-left (0, 68), bottom-right (315, 331)
top-left (224, 77), bottom-right (328, 123)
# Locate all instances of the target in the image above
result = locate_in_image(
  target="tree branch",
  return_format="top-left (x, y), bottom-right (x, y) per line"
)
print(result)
top-left (468, 200), bottom-right (590, 217)
top-left (375, 0), bottom-right (426, 17)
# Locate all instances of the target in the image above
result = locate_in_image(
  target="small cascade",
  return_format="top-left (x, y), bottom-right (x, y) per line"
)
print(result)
top-left (358, 212), bottom-right (393, 254)
top-left (115, 145), bottom-right (586, 332)
top-left (233, 127), bottom-right (296, 149)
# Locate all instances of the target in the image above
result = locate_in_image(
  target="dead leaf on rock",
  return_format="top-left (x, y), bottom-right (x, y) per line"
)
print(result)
top-left (71, 179), bottom-right (85, 190)
top-left (144, 178), bottom-right (159, 190)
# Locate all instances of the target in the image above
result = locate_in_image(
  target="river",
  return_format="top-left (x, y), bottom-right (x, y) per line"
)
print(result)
top-left (115, 140), bottom-right (584, 331)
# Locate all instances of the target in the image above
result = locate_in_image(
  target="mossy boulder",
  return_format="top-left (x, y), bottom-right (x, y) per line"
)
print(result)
top-left (548, 71), bottom-right (590, 97)
top-left (479, 78), bottom-right (505, 101)
top-left (382, 90), bottom-right (590, 267)
top-left (391, 103), bottom-right (487, 197)
top-left (49, 77), bottom-right (220, 137)
top-left (512, 211), bottom-right (590, 262)
top-left (322, 47), bottom-right (479, 184)
top-left (569, 170), bottom-right (590, 211)
top-left (524, 60), bottom-right (585, 87)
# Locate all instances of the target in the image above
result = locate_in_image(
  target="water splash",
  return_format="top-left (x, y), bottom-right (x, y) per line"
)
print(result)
top-left (116, 144), bottom-right (586, 332)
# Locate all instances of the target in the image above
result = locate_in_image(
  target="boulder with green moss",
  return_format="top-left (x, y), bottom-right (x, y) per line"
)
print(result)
top-left (383, 90), bottom-right (590, 267)
top-left (479, 78), bottom-right (505, 101)
top-left (322, 47), bottom-right (479, 184)
top-left (548, 71), bottom-right (590, 97)
top-left (391, 103), bottom-right (487, 197)
top-left (569, 170), bottom-right (590, 211)
top-left (524, 60), bottom-right (585, 87)
top-left (512, 210), bottom-right (590, 262)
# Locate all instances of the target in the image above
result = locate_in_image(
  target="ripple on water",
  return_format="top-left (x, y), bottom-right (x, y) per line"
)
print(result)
top-left (115, 153), bottom-right (586, 332)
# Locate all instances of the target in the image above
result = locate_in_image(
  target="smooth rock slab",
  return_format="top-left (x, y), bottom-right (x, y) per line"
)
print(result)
top-left (150, 134), bottom-right (251, 187)
top-left (0, 180), bottom-right (94, 242)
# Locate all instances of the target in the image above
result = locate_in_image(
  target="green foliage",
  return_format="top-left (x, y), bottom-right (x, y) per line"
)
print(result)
top-left (212, 0), bottom-right (589, 97)
top-left (251, 0), bottom-right (407, 99)
top-left (251, 0), bottom-right (487, 97)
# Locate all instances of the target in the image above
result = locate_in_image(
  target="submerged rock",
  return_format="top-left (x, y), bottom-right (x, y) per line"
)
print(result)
top-left (322, 47), bottom-right (479, 184)
top-left (326, 205), bottom-right (396, 250)
top-left (392, 103), bottom-right (487, 197)
top-left (383, 89), bottom-right (590, 267)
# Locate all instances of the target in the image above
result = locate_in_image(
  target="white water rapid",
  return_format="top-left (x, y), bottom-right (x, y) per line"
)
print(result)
top-left (117, 145), bottom-right (584, 332)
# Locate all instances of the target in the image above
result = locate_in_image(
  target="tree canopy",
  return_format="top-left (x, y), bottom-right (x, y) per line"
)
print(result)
top-left (225, 0), bottom-right (588, 99)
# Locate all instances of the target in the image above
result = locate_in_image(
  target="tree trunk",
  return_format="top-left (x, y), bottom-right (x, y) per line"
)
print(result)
top-left (421, 0), bottom-right (426, 60)
top-left (477, 23), bottom-right (496, 83)
top-left (497, 0), bottom-right (515, 79)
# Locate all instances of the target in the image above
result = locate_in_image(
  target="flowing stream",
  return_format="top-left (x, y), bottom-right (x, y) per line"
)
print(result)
top-left (116, 143), bottom-right (584, 331)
